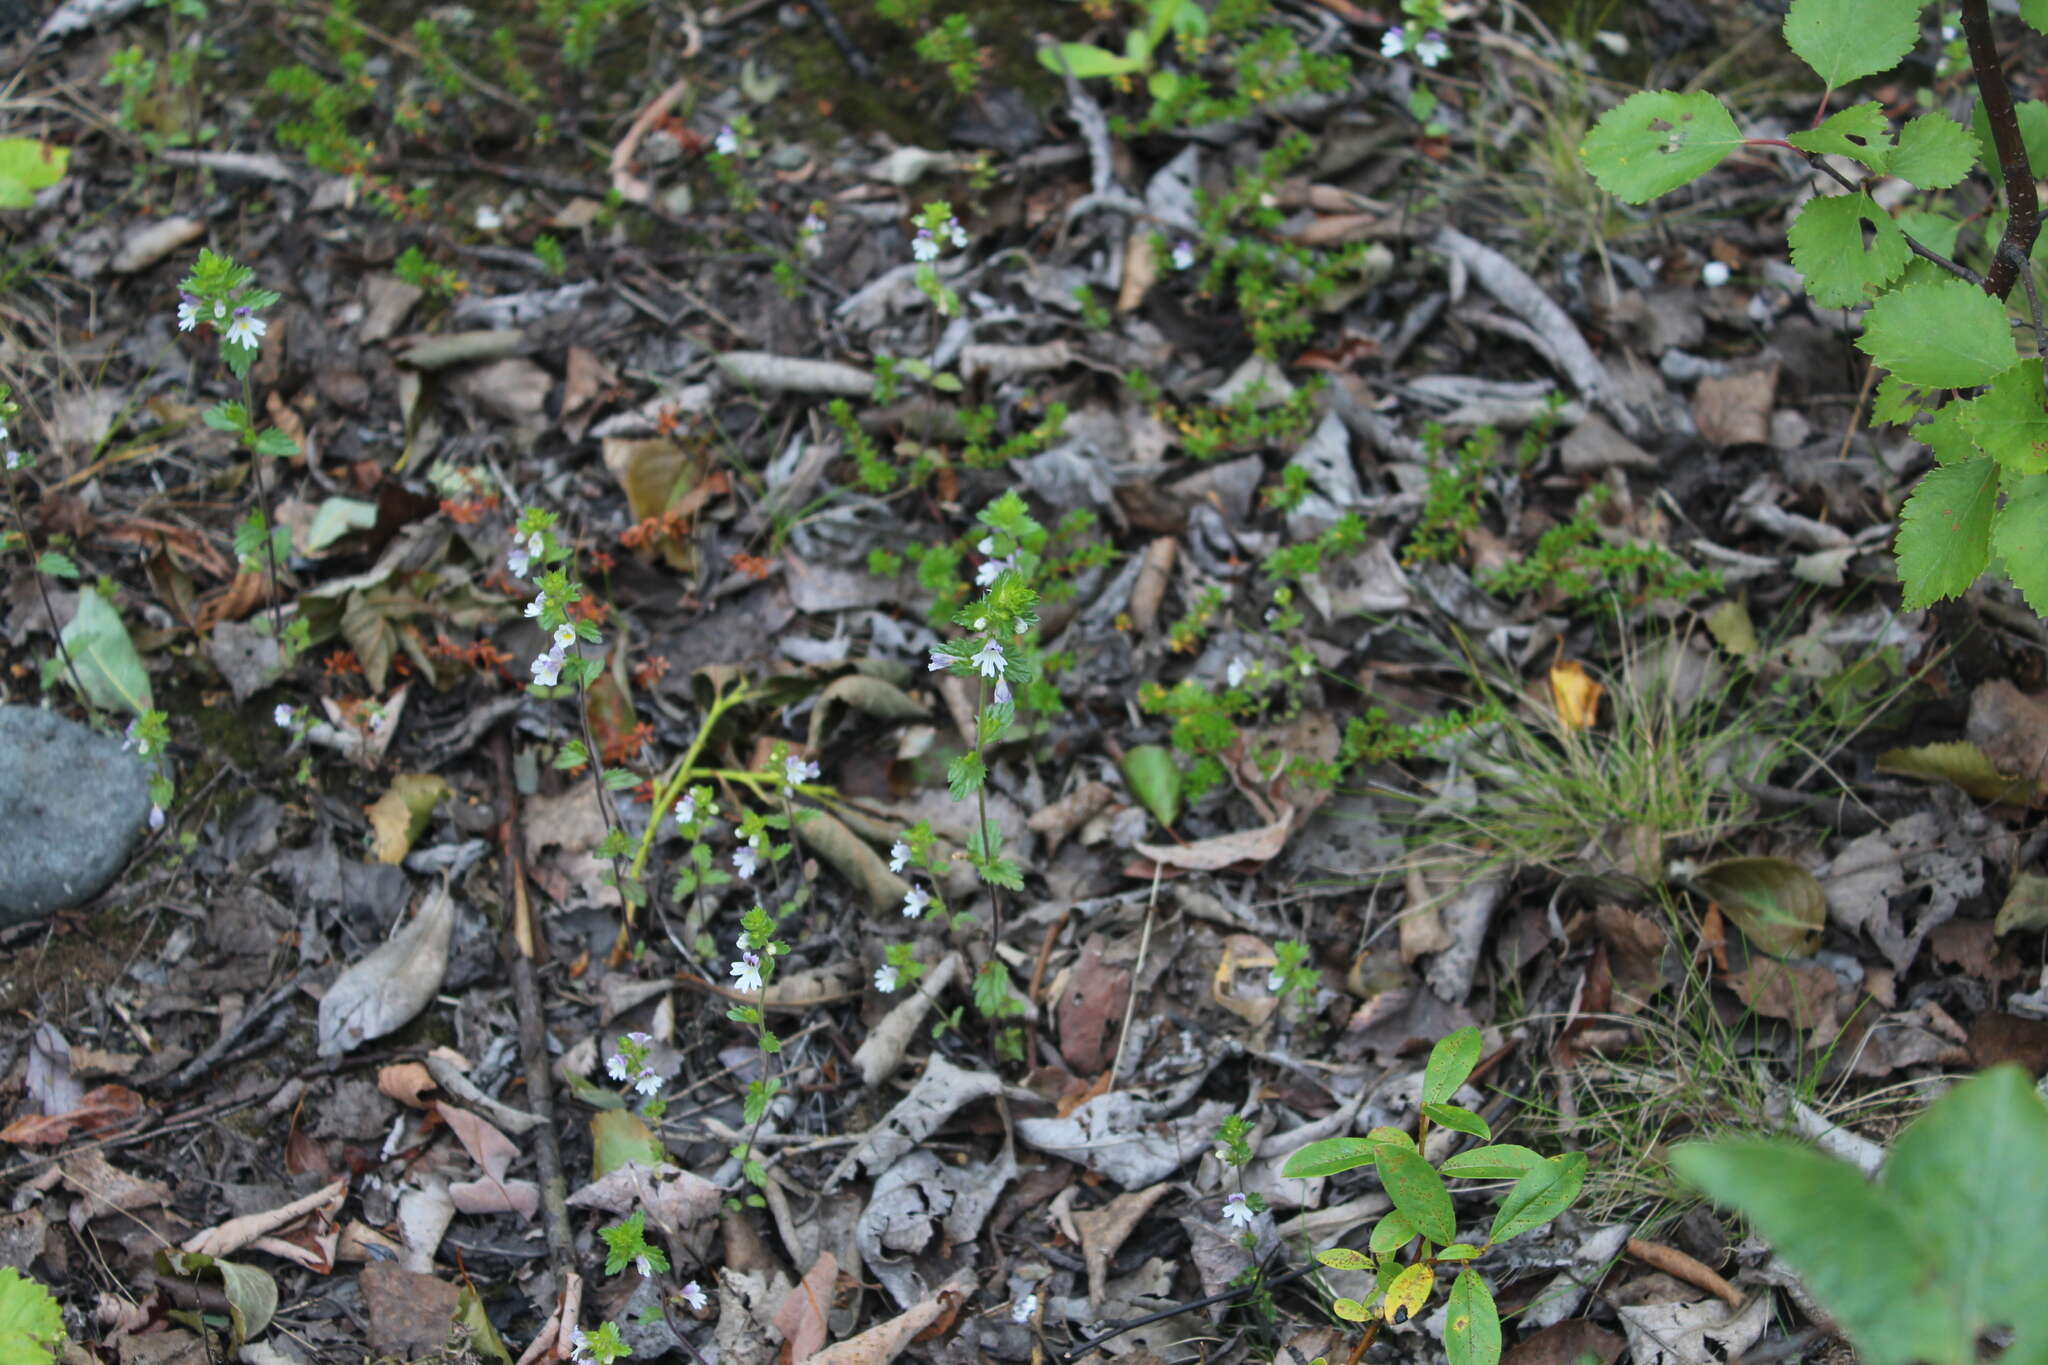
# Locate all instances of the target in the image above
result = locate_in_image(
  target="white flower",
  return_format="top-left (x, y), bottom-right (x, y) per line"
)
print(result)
top-left (475, 204), bottom-right (503, 230)
top-left (889, 839), bottom-right (911, 873)
top-left (912, 228), bottom-right (939, 263)
top-left (274, 703), bottom-right (295, 728)
top-left (1015, 619), bottom-right (1028, 636)
top-left (524, 592), bottom-right (545, 618)
top-left (1413, 29), bottom-right (1449, 66)
top-left (224, 308), bottom-right (267, 350)
top-left (1171, 239), bottom-right (1195, 271)
top-left (176, 295), bottom-right (199, 331)
top-left (2, 449), bottom-right (17, 472)
top-left (1221, 1192), bottom-right (1256, 1229)
top-left (993, 679), bottom-right (1012, 706)
top-left (975, 555), bottom-right (1014, 586)
top-left (945, 218), bottom-right (968, 249)
top-left (1226, 657), bottom-right (1249, 688)
top-left (928, 647), bottom-right (953, 673)
top-left (570, 1329), bottom-right (593, 1362)
top-left (1701, 260), bottom-right (1732, 288)
top-left (1380, 24), bottom-right (1406, 58)
top-left (606, 1050), bottom-right (631, 1081)
top-left (679, 1282), bottom-right (708, 1312)
top-left (1267, 967), bottom-right (1289, 993)
top-left (553, 623), bottom-right (578, 650)
top-left (978, 537), bottom-right (997, 556)
top-left (676, 793), bottom-right (696, 825)
top-left (1011, 1294), bottom-right (1038, 1324)
top-left (148, 804), bottom-right (166, 831)
top-left (633, 1253), bottom-right (656, 1276)
top-left (874, 963), bottom-right (899, 993)
top-left (213, 299), bottom-right (227, 321)
top-left (971, 639), bottom-right (1006, 678)
top-left (973, 617), bottom-right (987, 631)
top-left (508, 531), bottom-right (543, 578)
top-left (634, 1071), bottom-right (662, 1097)
top-left (734, 843), bottom-right (759, 878)
top-left (902, 884), bottom-right (930, 918)
top-left (530, 646), bottom-right (565, 687)
top-left (715, 124), bottom-right (739, 155)
top-left (730, 950), bottom-right (764, 995)
top-left (783, 754), bottom-right (820, 793)
top-left (801, 213), bottom-right (825, 236)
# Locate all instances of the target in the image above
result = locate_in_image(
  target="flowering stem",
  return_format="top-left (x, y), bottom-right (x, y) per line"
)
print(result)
top-left (975, 676), bottom-right (1006, 952)
top-left (627, 678), bottom-right (753, 884)
top-left (2, 468), bottom-right (95, 718)
top-left (239, 370), bottom-right (286, 645)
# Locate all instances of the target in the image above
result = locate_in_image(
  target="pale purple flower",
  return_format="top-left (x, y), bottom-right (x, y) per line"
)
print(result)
top-left (680, 1282), bottom-right (708, 1312)
top-left (1413, 30), bottom-right (1449, 66)
top-left (928, 647), bottom-right (953, 673)
top-left (975, 556), bottom-right (1014, 586)
top-left (224, 307), bottom-right (267, 350)
top-left (570, 1329), bottom-right (593, 1362)
top-left (874, 963), bottom-right (899, 993)
top-left (1011, 1294), bottom-right (1038, 1324)
top-left (552, 623), bottom-right (577, 651)
top-left (889, 838), bottom-right (911, 874)
top-left (944, 218), bottom-right (968, 249)
top-left (993, 679), bottom-right (1012, 706)
top-left (524, 591), bottom-right (545, 619)
top-left (508, 531), bottom-right (543, 578)
top-left (212, 299), bottom-right (227, 321)
top-left (606, 1051), bottom-right (631, 1082)
top-left (730, 950), bottom-right (764, 995)
top-left (978, 536), bottom-right (997, 556)
top-left (783, 754), bottom-right (820, 794)
top-left (633, 1072), bottom-right (662, 1097)
top-left (1268, 966), bottom-right (1289, 993)
top-left (733, 841), bottom-right (760, 878)
top-left (675, 793), bottom-right (697, 825)
top-left (148, 804), bottom-right (166, 831)
top-left (902, 884), bottom-right (930, 919)
top-left (176, 294), bottom-right (199, 331)
top-left (1171, 239), bottom-right (1195, 271)
top-left (274, 703), bottom-right (295, 728)
top-left (530, 646), bottom-right (565, 687)
top-left (912, 228), bottom-right (939, 263)
top-left (3, 449), bottom-right (18, 472)
top-left (1221, 1192), bottom-right (1256, 1229)
top-left (1381, 25), bottom-right (1406, 58)
top-left (715, 124), bottom-right (739, 155)
top-left (971, 639), bottom-right (1006, 678)
top-left (801, 213), bottom-right (825, 236)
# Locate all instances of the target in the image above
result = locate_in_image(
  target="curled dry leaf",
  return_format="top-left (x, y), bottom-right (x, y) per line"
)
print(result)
top-left (803, 1271), bottom-right (975, 1365)
top-left (317, 881), bottom-right (456, 1057)
top-left (0, 1084), bottom-right (146, 1146)
top-left (1135, 810), bottom-right (1293, 872)
top-left (773, 1252), bottom-right (837, 1365)
top-left (853, 951), bottom-right (964, 1088)
top-left (183, 1179), bottom-right (347, 1258)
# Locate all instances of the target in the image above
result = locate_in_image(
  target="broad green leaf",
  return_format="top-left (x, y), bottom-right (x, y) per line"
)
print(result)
top-left (1369, 1208), bottom-right (1417, 1256)
top-left (1121, 744), bottom-right (1180, 829)
top-left (1385, 1263), bottom-right (1434, 1325)
top-left (154, 1251), bottom-right (277, 1352)
top-left (1440, 1144), bottom-right (1544, 1179)
top-left (1674, 1068), bottom-right (2048, 1365)
top-left (2026, 0), bottom-right (2048, 34)
top-left (1444, 1271), bottom-right (1501, 1365)
top-left (1783, 0), bottom-right (1919, 89)
top-left (1284, 1136), bottom-right (1380, 1179)
top-left (1959, 360), bottom-right (2048, 473)
top-left (1856, 280), bottom-right (2018, 388)
top-left (34, 552), bottom-right (78, 580)
top-left (1580, 90), bottom-right (1743, 203)
top-left (1787, 192), bottom-right (1909, 307)
top-left (1366, 1125), bottom-right (1415, 1149)
top-left (590, 1108), bottom-right (663, 1178)
top-left (1970, 99), bottom-right (2048, 181)
top-left (1487, 1152), bottom-right (1587, 1245)
top-left (1437, 1244), bottom-right (1482, 1261)
top-left (59, 587), bottom-right (153, 715)
top-left (1785, 101), bottom-right (1892, 171)
top-left (1890, 113), bottom-right (1977, 189)
top-left (1890, 210), bottom-right (1962, 260)
top-left (0, 139), bottom-right (68, 210)
top-left (1993, 470), bottom-right (2048, 614)
top-left (1920, 402), bottom-right (1981, 466)
top-left (1037, 42), bottom-right (1141, 78)
top-left (0, 1268), bottom-right (64, 1364)
top-left (1895, 456), bottom-right (1998, 608)
top-left (1422, 1103), bottom-right (1492, 1140)
top-left (1422, 1025), bottom-right (1481, 1104)
top-left (1375, 1140), bottom-right (1457, 1245)
top-left (1332, 1298), bottom-right (1373, 1323)
top-left (1685, 856), bottom-right (1825, 958)
top-left (1875, 740), bottom-right (2032, 804)
top-left (1317, 1248), bottom-right (1374, 1271)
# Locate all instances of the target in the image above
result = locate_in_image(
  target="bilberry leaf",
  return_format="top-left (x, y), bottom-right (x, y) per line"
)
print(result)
top-left (1444, 1271), bottom-right (1501, 1365)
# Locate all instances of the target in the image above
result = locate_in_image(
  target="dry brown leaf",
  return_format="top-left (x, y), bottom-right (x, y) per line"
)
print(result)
top-left (1076, 1183), bottom-right (1171, 1310)
top-left (773, 1252), bottom-right (837, 1365)
top-left (1118, 227), bottom-right (1159, 313)
top-left (1212, 934), bottom-right (1279, 1027)
top-left (0, 1084), bottom-right (146, 1146)
top-left (1058, 935), bottom-right (1132, 1074)
top-left (377, 1062), bottom-right (437, 1109)
top-left (182, 1178), bottom-right (347, 1258)
top-left (1136, 812), bottom-right (1292, 871)
top-left (804, 1271), bottom-right (972, 1365)
top-left (317, 882), bottom-right (456, 1056)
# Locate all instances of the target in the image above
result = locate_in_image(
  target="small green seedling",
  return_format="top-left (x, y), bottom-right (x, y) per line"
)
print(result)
top-left (1284, 1027), bottom-right (1587, 1365)
top-left (0, 1268), bottom-right (65, 1365)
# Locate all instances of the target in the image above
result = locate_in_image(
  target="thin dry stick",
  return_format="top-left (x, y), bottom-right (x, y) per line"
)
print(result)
top-left (1105, 860), bottom-right (1164, 1090)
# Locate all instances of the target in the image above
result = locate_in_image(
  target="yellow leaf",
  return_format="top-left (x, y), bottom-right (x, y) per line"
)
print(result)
top-left (365, 773), bottom-right (449, 865)
top-left (1549, 659), bottom-right (1603, 731)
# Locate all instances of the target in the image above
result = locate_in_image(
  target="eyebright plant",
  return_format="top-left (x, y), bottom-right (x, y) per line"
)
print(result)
top-left (1579, 0), bottom-right (2048, 611)
top-left (0, 1267), bottom-right (65, 1364)
top-left (1282, 1027), bottom-right (1587, 1365)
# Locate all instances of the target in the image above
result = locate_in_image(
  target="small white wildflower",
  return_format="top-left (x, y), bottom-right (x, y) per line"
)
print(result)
top-left (1171, 239), bottom-right (1195, 271)
top-left (715, 124), bottom-right (739, 155)
top-left (633, 1253), bottom-right (656, 1277)
top-left (1221, 1192), bottom-right (1256, 1229)
top-left (993, 679), bottom-right (1012, 706)
top-left (1015, 619), bottom-right (1028, 636)
top-left (783, 754), bottom-right (820, 793)
top-left (874, 962), bottom-right (900, 993)
top-left (889, 838), bottom-right (911, 873)
top-left (1942, 23), bottom-right (1959, 41)
top-left (508, 530), bottom-right (544, 578)
top-left (552, 623), bottom-right (577, 650)
top-left (2, 450), bottom-right (18, 472)
top-left (1226, 657), bottom-right (1249, 688)
top-left (975, 556), bottom-right (1014, 586)
top-left (148, 804), bottom-right (166, 831)
top-left (634, 1071), bottom-right (662, 1097)
top-left (530, 647), bottom-right (565, 687)
top-left (945, 218), bottom-right (968, 249)
top-left (1701, 260), bottom-right (1732, 288)
top-left (1011, 1294), bottom-right (1038, 1325)
top-left (570, 1329), bottom-right (593, 1363)
top-left (274, 703), bottom-right (295, 728)
top-left (928, 647), bottom-right (953, 672)
top-left (1380, 24), bottom-right (1406, 58)
top-left (223, 308), bottom-right (267, 350)
top-left (973, 617), bottom-right (988, 631)
top-left (524, 591), bottom-right (545, 618)
top-left (679, 1282), bottom-right (708, 1312)
top-left (801, 213), bottom-right (825, 236)
top-left (1267, 967), bottom-right (1289, 993)
top-left (912, 227), bottom-right (939, 263)
top-left (729, 950), bottom-right (764, 995)
top-left (902, 884), bottom-right (931, 918)
top-left (978, 536), bottom-right (997, 556)
top-left (676, 793), bottom-right (697, 825)
top-left (213, 299), bottom-right (227, 321)
top-left (971, 639), bottom-right (1006, 678)
top-left (1414, 29), bottom-right (1449, 66)
top-left (176, 294), bottom-right (199, 331)
top-left (606, 1050), bottom-right (631, 1081)
top-left (475, 204), bottom-right (503, 230)
top-left (734, 842), bottom-right (760, 878)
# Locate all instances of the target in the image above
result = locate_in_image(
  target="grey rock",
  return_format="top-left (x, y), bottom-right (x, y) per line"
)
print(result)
top-left (0, 705), bottom-right (153, 923)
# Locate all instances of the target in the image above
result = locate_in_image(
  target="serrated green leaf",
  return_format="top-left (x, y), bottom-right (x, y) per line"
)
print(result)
top-left (34, 551), bottom-right (79, 580)
top-left (1920, 403), bottom-right (1981, 466)
top-left (1895, 455), bottom-right (1997, 607)
top-left (1441, 1144), bottom-right (1545, 1179)
top-left (1422, 1025), bottom-right (1481, 1105)
top-left (254, 426), bottom-right (301, 457)
top-left (1444, 1271), bottom-right (1501, 1365)
top-left (1783, 0), bottom-right (1919, 89)
top-left (1857, 280), bottom-right (2018, 388)
top-left (1422, 1103), bottom-right (1493, 1140)
top-left (0, 1268), bottom-right (65, 1365)
top-left (1959, 360), bottom-right (2048, 473)
top-left (59, 587), bottom-right (153, 715)
top-left (1890, 210), bottom-right (1962, 260)
top-left (1283, 1136), bottom-right (1379, 1179)
top-left (1487, 1151), bottom-right (1587, 1245)
top-left (2025, 0), bottom-right (2048, 34)
top-left (1580, 90), bottom-right (1743, 204)
top-left (1993, 470), bottom-right (2048, 614)
top-left (947, 750), bottom-right (986, 800)
top-left (1121, 743), bottom-right (1181, 829)
top-left (0, 139), bottom-right (68, 210)
top-left (1785, 101), bottom-right (1892, 171)
top-left (1870, 374), bottom-right (1930, 427)
top-left (1891, 112), bottom-right (1977, 189)
top-left (1787, 192), bottom-right (1910, 307)
top-left (1376, 1140), bottom-right (1457, 1245)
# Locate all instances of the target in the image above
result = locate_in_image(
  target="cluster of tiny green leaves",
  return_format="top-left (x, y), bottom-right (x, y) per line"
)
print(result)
top-left (1284, 1027), bottom-right (1585, 1365)
top-left (1579, 0), bottom-right (2048, 612)
top-left (1478, 486), bottom-right (1722, 609)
